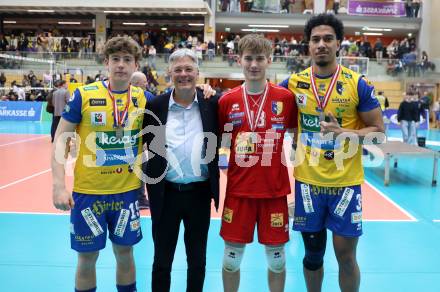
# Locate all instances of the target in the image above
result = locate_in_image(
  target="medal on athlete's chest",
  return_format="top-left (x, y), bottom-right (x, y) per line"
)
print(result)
top-left (106, 82), bottom-right (131, 140)
top-left (310, 65), bottom-right (341, 121)
top-left (115, 127), bottom-right (124, 139)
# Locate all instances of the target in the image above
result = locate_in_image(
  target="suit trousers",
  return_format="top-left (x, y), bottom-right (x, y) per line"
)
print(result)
top-left (152, 183), bottom-right (211, 292)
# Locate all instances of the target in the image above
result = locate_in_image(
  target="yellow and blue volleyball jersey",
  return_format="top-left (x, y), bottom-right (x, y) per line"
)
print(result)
top-left (62, 81), bottom-right (151, 194)
top-left (279, 66), bottom-right (380, 187)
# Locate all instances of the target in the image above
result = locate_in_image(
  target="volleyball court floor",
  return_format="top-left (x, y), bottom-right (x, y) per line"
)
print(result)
top-left (1, 121), bottom-right (440, 292)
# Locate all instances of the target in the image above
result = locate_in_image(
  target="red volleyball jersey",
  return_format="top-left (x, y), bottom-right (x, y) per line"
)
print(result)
top-left (219, 82), bottom-right (298, 198)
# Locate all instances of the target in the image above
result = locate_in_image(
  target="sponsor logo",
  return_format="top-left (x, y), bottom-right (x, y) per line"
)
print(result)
top-left (300, 132), bottom-right (341, 150)
top-left (229, 112), bottom-right (245, 119)
top-left (232, 103), bottom-right (240, 111)
top-left (114, 209), bottom-right (130, 237)
top-left (336, 81), bottom-right (344, 95)
top-left (271, 101), bottom-right (283, 115)
top-left (89, 99), bottom-right (107, 106)
top-left (318, 83), bottom-right (326, 93)
top-left (64, 105), bottom-right (70, 113)
top-left (223, 207), bottom-right (233, 223)
top-left (92, 200), bottom-right (124, 216)
top-left (297, 81), bottom-right (310, 89)
top-left (95, 130), bottom-right (139, 149)
top-left (81, 207), bottom-right (104, 237)
top-left (270, 213), bottom-right (284, 227)
top-left (116, 167), bottom-right (123, 173)
top-left (132, 97), bottom-right (138, 107)
top-left (74, 235), bottom-right (95, 245)
top-left (271, 123), bottom-right (285, 130)
top-left (96, 148), bottom-right (139, 166)
top-left (334, 188), bottom-right (354, 217)
top-left (84, 85), bottom-right (99, 91)
top-left (297, 72), bottom-right (309, 77)
top-left (130, 219), bottom-right (140, 232)
top-left (351, 211), bottom-right (362, 223)
top-left (235, 132), bottom-right (255, 154)
top-left (296, 94), bottom-right (307, 107)
top-left (116, 99), bottom-right (124, 106)
top-left (300, 113), bottom-right (321, 132)
top-left (301, 184), bottom-right (314, 213)
top-left (231, 119), bottom-right (242, 126)
top-left (324, 150), bottom-right (334, 160)
top-left (332, 98), bottom-right (350, 104)
top-left (100, 167), bottom-right (124, 175)
top-left (342, 71), bottom-right (352, 79)
top-left (0, 108), bottom-right (36, 117)
top-left (91, 112), bottom-right (106, 126)
top-left (271, 116), bottom-right (285, 122)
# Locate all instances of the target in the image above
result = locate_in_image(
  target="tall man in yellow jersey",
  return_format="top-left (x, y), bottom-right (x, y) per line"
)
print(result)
top-left (51, 36), bottom-right (151, 292)
top-left (279, 14), bottom-right (384, 292)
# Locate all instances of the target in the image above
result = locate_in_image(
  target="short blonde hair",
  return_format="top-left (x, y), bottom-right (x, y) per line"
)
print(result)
top-left (238, 34), bottom-right (273, 57)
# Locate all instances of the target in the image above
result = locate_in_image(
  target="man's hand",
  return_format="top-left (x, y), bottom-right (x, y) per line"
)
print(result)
top-left (320, 112), bottom-right (341, 135)
top-left (53, 186), bottom-right (75, 211)
top-left (197, 84), bottom-right (216, 99)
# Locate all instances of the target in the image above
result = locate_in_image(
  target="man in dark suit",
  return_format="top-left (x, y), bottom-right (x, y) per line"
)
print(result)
top-left (142, 48), bottom-right (220, 292)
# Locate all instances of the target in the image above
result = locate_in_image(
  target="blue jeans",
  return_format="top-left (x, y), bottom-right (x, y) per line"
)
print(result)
top-left (401, 120), bottom-right (417, 145)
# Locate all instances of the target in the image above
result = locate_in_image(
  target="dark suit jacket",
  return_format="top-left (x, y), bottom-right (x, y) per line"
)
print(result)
top-left (142, 88), bottom-right (220, 228)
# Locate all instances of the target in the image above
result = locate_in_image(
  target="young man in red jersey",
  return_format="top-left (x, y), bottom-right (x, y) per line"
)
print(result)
top-left (218, 34), bottom-right (298, 292)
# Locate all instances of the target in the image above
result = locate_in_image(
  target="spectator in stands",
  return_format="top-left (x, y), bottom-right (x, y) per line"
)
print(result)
top-left (376, 91), bottom-right (389, 112)
top-left (374, 38), bottom-right (383, 64)
top-left (387, 40), bottom-right (398, 59)
top-left (432, 98), bottom-right (440, 128)
top-left (12, 81), bottom-right (26, 101)
top-left (403, 48), bottom-right (417, 77)
top-left (148, 45), bottom-right (157, 70)
top-left (50, 80), bottom-right (70, 142)
top-left (0, 72), bottom-right (6, 88)
top-left (419, 91), bottom-right (431, 120)
top-left (405, 0), bottom-right (413, 17)
top-left (413, 0), bottom-right (421, 17)
top-left (398, 92), bottom-right (419, 145)
top-left (333, 0), bottom-right (340, 14)
top-left (420, 51), bottom-right (434, 74)
top-left (0, 34), bottom-right (9, 51)
top-left (207, 40), bottom-right (215, 61)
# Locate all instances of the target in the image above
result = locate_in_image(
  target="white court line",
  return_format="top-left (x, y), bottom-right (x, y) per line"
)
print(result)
top-left (433, 220), bottom-right (440, 222)
top-left (387, 136), bottom-right (440, 147)
top-left (0, 135), bottom-right (49, 147)
top-left (365, 181), bottom-right (418, 222)
top-left (0, 168), bottom-right (51, 191)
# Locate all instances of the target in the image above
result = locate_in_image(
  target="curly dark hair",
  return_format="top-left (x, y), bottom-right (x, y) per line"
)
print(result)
top-left (102, 36), bottom-right (142, 62)
top-left (304, 13), bottom-right (344, 42)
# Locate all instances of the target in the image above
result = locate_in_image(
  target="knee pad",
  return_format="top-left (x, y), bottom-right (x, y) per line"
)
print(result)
top-left (265, 244), bottom-right (286, 273)
top-left (222, 242), bottom-right (245, 273)
top-left (302, 229), bottom-right (327, 271)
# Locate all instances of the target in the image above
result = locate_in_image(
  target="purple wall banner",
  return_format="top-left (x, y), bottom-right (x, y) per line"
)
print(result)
top-left (348, 0), bottom-right (406, 17)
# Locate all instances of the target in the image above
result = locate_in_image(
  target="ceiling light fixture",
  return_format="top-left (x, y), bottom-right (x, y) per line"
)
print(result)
top-left (241, 28), bottom-right (280, 32)
top-left (248, 24), bottom-right (289, 28)
top-left (58, 22), bottom-right (81, 25)
top-left (104, 10), bottom-right (131, 14)
top-left (28, 10), bottom-right (54, 13)
top-left (122, 22), bottom-right (146, 26)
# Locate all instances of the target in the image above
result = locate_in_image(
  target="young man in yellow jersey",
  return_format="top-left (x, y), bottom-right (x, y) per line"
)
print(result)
top-left (51, 36), bottom-right (152, 292)
top-left (279, 14), bottom-right (384, 292)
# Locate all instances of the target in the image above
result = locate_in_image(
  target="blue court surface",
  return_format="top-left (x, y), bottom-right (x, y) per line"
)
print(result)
top-left (1, 120), bottom-right (440, 292)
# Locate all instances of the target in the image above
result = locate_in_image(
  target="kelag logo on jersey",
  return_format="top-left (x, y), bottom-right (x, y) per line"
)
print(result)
top-left (271, 101), bottom-right (283, 115)
top-left (96, 130), bottom-right (140, 149)
top-left (300, 113), bottom-right (321, 132)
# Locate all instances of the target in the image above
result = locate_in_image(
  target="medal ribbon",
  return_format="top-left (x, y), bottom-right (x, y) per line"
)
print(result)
top-left (310, 64), bottom-right (341, 112)
top-left (106, 82), bottom-right (131, 128)
top-left (242, 83), bottom-right (269, 132)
